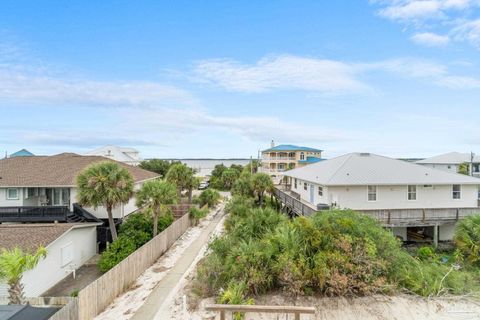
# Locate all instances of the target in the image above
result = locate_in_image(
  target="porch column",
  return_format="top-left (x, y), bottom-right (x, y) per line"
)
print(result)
top-left (433, 224), bottom-right (439, 248)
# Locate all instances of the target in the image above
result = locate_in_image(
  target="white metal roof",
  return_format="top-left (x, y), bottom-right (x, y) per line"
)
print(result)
top-left (416, 152), bottom-right (480, 165)
top-left (284, 152), bottom-right (480, 186)
top-left (85, 145), bottom-right (141, 163)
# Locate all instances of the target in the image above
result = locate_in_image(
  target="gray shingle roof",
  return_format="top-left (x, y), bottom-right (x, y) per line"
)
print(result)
top-left (284, 152), bottom-right (480, 186)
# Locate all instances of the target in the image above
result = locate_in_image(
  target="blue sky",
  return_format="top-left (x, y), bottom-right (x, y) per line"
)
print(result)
top-left (1, 1), bottom-right (480, 159)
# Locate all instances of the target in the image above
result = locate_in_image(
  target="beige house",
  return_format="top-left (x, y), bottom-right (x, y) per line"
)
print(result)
top-left (0, 153), bottom-right (159, 220)
top-left (260, 142), bottom-right (323, 183)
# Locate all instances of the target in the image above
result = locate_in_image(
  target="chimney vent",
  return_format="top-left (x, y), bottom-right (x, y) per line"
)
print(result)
top-left (271, 140), bottom-right (275, 148)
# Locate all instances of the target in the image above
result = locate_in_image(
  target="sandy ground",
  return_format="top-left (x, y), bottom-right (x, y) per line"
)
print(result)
top-left (172, 294), bottom-right (480, 320)
top-left (94, 204), bottom-right (225, 320)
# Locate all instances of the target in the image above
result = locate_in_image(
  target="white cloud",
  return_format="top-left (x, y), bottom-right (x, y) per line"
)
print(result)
top-left (368, 57), bottom-right (480, 88)
top-left (411, 32), bottom-right (450, 45)
top-left (193, 55), bottom-right (480, 93)
top-left (123, 107), bottom-right (348, 144)
top-left (378, 0), bottom-right (444, 21)
top-left (193, 55), bottom-right (368, 94)
top-left (452, 18), bottom-right (480, 47)
top-left (0, 60), bottom-right (197, 108)
top-left (373, 0), bottom-right (480, 48)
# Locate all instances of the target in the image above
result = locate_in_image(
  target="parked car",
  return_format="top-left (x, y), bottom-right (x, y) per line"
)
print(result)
top-left (198, 181), bottom-right (209, 190)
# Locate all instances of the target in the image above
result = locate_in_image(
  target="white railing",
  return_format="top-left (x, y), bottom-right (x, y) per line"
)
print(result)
top-left (262, 156), bottom-right (296, 161)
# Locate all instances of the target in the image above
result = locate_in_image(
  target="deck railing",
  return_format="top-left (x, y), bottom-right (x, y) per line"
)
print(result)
top-left (273, 188), bottom-right (317, 216)
top-left (360, 207), bottom-right (480, 226)
top-left (0, 206), bottom-right (69, 222)
top-left (273, 188), bottom-right (480, 225)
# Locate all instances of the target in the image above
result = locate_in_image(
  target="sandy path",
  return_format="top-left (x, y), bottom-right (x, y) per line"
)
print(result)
top-left (94, 204), bottom-right (225, 320)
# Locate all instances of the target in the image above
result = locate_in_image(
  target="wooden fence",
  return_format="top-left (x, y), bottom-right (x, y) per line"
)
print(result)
top-left (49, 297), bottom-right (79, 320)
top-left (51, 213), bottom-right (191, 320)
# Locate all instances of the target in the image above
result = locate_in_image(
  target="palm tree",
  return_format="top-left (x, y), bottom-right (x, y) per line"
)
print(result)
top-left (136, 179), bottom-right (178, 236)
top-left (77, 161), bottom-right (134, 241)
top-left (0, 247), bottom-right (47, 304)
top-left (251, 173), bottom-right (274, 206)
top-left (166, 163), bottom-right (195, 199)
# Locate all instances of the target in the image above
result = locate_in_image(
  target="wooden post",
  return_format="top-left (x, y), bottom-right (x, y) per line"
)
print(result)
top-left (387, 211), bottom-right (391, 225)
top-left (422, 209), bottom-right (426, 222)
top-left (295, 312), bottom-right (300, 320)
top-left (220, 310), bottom-right (225, 320)
top-left (456, 208), bottom-right (459, 220)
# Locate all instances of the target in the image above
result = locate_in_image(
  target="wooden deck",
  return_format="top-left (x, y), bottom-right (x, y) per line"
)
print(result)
top-left (273, 187), bottom-right (480, 226)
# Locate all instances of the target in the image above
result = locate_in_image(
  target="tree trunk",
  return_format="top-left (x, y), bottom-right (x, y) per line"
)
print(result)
top-left (8, 279), bottom-right (25, 305)
top-left (188, 187), bottom-right (193, 204)
top-left (259, 192), bottom-right (264, 207)
top-left (107, 205), bottom-right (118, 241)
top-left (153, 210), bottom-right (159, 237)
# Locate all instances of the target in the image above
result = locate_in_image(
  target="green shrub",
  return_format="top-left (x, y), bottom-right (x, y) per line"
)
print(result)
top-left (218, 281), bottom-right (254, 320)
top-left (99, 211), bottom-right (174, 272)
top-left (199, 189), bottom-right (221, 208)
top-left (454, 214), bottom-right (480, 266)
top-left (157, 212), bottom-right (175, 232)
top-left (98, 236), bottom-right (138, 272)
top-left (416, 246), bottom-right (437, 261)
top-left (189, 207), bottom-right (209, 225)
top-left (120, 213), bottom-right (154, 238)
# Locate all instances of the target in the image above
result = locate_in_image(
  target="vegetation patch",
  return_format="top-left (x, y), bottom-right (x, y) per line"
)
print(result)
top-left (194, 195), bottom-right (480, 304)
top-left (98, 212), bottom-right (174, 272)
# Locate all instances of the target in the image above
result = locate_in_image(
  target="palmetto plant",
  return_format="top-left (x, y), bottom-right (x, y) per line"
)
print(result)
top-left (0, 247), bottom-right (47, 304)
top-left (251, 173), bottom-right (274, 206)
top-left (136, 179), bottom-right (178, 236)
top-left (77, 161), bottom-right (134, 241)
top-left (454, 214), bottom-right (480, 265)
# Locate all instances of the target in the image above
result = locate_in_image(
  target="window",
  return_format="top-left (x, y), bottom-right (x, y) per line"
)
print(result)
top-left (6, 188), bottom-right (18, 200)
top-left (53, 188), bottom-right (61, 205)
top-left (294, 178), bottom-right (297, 189)
top-left (453, 185), bottom-right (461, 199)
top-left (300, 152), bottom-right (305, 160)
top-left (318, 186), bottom-right (323, 196)
top-left (407, 185), bottom-right (416, 200)
top-left (304, 182), bottom-right (307, 191)
top-left (367, 185), bottom-right (377, 201)
top-left (26, 188), bottom-right (37, 199)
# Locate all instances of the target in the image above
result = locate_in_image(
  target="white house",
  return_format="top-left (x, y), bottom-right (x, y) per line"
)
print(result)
top-left (416, 152), bottom-right (480, 177)
top-left (282, 152), bottom-right (480, 242)
top-left (0, 153), bottom-right (159, 220)
top-left (0, 223), bottom-right (99, 301)
top-left (85, 145), bottom-right (142, 166)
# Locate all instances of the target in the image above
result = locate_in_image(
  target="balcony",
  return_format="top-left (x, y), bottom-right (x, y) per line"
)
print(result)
top-left (262, 156), bottom-right (296, 161)
top-left (0, 206), bottom-right (69, 222)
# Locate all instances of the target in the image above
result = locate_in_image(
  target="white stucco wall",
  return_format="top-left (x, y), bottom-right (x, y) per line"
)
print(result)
top-left (74, 182), bottom-right (143, 219)
top-left (0, 188), bottom-right (24, 206)
top-left (391, 227), bottom-right (407, 240)
top-left (439, 223), bottom-right (456, 241)
top-left (292, 182), bottom-right (478, 210)
top-left (22, 225), bottom-right (97, 297)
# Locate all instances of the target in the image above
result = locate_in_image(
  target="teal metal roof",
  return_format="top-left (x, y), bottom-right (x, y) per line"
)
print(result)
top-left (263, 144), bottom-right (323, 153)
top-left (298, 156), bottom-right (324, 164)
top-left (10, 149), bottom-right (34, 157)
